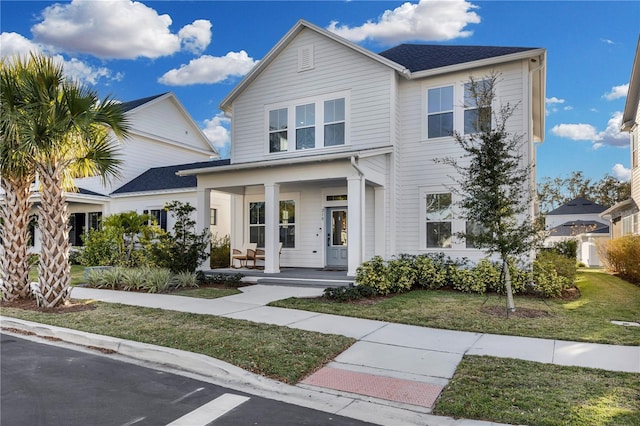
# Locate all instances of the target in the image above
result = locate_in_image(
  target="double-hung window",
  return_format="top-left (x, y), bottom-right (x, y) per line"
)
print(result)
top-left (267, 93), bottom-right (347, 153)
top-left (425, 193), bottom-right (452, 248)
top-left (324, 98), bottom-right (345, 146)
top-left (269, 108), bottom-right (288, 153)
top-left (464, 80), bottom-right (492, 134)
top-left (144, 209), bottom-right (167, 231)
top-left (427, 86), bottom-right (454, 139)
top-left (249, 200), bottom-right (296, 248)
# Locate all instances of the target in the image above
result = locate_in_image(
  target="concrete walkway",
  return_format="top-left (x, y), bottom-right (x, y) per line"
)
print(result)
top-left (4, 284), bottom-right (639, 426)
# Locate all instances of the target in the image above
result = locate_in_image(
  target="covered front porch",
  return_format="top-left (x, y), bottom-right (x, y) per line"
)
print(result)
top-left (181, 149), bottom-right (390, 276)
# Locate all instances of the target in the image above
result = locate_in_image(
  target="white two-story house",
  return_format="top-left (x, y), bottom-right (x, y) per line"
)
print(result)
top-left (180, 20), bottom-right (546, 276)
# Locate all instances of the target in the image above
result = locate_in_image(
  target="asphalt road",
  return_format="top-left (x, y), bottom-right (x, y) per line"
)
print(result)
top-left (1, 333), bottom-right (374, 426)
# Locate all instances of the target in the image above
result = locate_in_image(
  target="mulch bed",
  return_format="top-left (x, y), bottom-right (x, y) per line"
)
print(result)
top-left (0, 298), bottom-right (96, 314)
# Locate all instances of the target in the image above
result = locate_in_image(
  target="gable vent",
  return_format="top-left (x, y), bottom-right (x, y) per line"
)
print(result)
top-left (298, 44), bottom-right (314, 72)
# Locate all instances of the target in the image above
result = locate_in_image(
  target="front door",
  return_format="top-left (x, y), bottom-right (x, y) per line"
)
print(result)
top-left (326, 207), bottom-right (347, 268)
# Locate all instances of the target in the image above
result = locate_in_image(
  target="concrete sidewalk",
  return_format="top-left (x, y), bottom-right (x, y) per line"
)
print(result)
top-left (4, 284), bottom-right (639, 426)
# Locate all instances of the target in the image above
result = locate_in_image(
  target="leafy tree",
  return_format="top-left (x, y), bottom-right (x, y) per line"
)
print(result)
top-left (3, 53), bottom-right (129, 307)
top-left (438, 73), bottom-right (544, 312)
top-left (147, 201), bottom-right (210, 273)
top-left (537, 171), bottom-right (630, 213)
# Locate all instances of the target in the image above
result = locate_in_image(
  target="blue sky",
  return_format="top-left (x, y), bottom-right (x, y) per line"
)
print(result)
top-left (2, 0), bottom-right (638, 183)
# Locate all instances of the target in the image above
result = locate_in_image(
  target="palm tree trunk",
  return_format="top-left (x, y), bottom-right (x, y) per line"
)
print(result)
top-left (36, 168), bottom-right (71, 307)
top-left (0, 177), bottom-right (33, 301)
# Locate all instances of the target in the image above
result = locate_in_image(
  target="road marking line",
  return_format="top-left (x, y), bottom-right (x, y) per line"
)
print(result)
top-left (121, 417), bottom-right (146, 426)
top-left (166, 393), bottom-right (250, 426)
top-left (172, 387), bottom-right (205, 404)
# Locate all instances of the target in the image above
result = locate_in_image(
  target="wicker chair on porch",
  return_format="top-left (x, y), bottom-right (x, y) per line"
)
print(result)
top-left (231, 243), bottom-right (257, 268)
top-left (254, 242), bottom-right (283, 269)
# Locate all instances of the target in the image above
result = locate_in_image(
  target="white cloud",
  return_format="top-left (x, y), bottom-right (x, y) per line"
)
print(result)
top-left (551, 111), bottom-right (628, 149)
top-left (601, 38), bottom-right (615, 45)
top-left (603, 83), bottom-right (629, 100)
top-left (202, 113), bottom-right (230, 157)
top-left (31, 0), bottom-right (211, 59)
top-left (179, 19), bottom-right (212, 54)
top-left (612, 163), bottom-right (631, 181)
top-left (158, 51), bottom-right (257, 86)
top-left (563, 106), bottom-right (573, 111)
top-left (327, 0), bottom-right (480, 44)
top-left (545, 97), bottom-right (565, 104)
top-left (0, 32), bottom-right (119, 86)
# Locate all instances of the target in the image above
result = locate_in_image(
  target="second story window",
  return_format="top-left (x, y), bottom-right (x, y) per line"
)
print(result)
top-left (296, 103), bottom-right (315, 150)
top-left (427, 86), bottom-right (454, 139)
top-left (324, 98), bottom-right (345, 146)
top-left (269, 108), bottom-right (288, 153)
top-left (464, 80), bottom-right (492, 134)
top-left (266, 92), bottom-right (348, 153)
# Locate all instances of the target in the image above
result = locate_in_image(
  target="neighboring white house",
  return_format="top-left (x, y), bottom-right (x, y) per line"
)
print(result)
top-left (601, 36), bottom-right (640, 237)
top-left (544, 197), bottom-right (609, 266)
top-left (178, 20), bottom-right (546, 276)
top-left (26, 92), bottom-right (230, 254)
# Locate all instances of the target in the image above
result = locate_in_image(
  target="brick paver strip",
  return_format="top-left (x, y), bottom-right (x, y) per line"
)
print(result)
top-left (301, 367), bottom-right (443, 408)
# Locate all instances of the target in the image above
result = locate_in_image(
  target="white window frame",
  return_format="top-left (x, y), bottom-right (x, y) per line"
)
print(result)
top-left (246, 192), bottom-right (299, 248)
top-left (426, 85), bottom-right (454, 140)
top-left (265, 91), bottom-right (349, 155)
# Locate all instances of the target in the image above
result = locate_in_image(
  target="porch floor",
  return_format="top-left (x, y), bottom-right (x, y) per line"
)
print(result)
top-left (206, 267), bottom-right (354, 288)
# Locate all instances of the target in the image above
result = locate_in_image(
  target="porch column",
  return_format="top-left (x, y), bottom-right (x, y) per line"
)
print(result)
top-left (374, 186), bottom-right (385, 257)
top-left (264, 183), bottom-right (280, 273)
top-left (196, 188), bottom-right (211, 271)
top-left (347, 176), bottom-right (363, 276)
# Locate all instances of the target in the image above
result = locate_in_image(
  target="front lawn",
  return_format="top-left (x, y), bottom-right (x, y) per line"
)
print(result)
top-left (0, 302), bottom-right (353, 384)
top-left (29, 264), bottom-right (86, 286)
top-left (435, 356), bottom-right (640, 426)
top-left (270, 269), bottom-right (640, 345)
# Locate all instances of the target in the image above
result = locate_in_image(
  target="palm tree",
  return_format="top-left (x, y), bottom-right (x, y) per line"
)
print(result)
top-left (0, 56), bottom-right (38, 301)
top-left (3, 53), bottom-right (129, 307)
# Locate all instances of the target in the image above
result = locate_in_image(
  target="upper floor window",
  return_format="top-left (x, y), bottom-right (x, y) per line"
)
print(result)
top-left (269, 108), bottom-right (288, 153)
top-left (464, 80), bottom-right (492, 134)
top-left (324, 98), bottom-right (345, 146)
top-left (427, 86), bottom-right (454, 139)
top-left (267, 93), bottom-right (347, 153)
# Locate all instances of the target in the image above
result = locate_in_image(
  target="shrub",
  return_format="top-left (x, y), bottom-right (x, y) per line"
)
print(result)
top-left (80, 227), bottom-right (123, 266)
top-left (197, 271), bottom-right (245, 287)
top-left (414, 255), bottom-right (447, 289)
top-left (597, 235), bottom-right (640, 284)
top-left (173, 271), bottom-right (200, 289)
top-left (549, 239), bottom-right (578, 260)
top-left (323, 285), bottom-right (378, 302)
top-left (386, 255), bottom-right (417, 293)
top-left (355, 256), bottom-right (391, 294)
top-left (536, 250), bottom-right (577, 284)
top-left (140, 268), bottom-right (174, 293)
top-left (532, 259), bottom-right (570, 298)
top-left (120, 268), bottom-right (146, 291)
top-left (97, 267), bottom-right (126, 289)
top-left (210, 233), bottom-right (231, 268)
top-left (473, 259), bottom-right (501, 292)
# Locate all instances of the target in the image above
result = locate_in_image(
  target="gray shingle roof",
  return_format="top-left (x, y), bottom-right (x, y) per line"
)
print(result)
top-left (118, 93), bottom-right (168, 113)
top-left (111, 159), bottom-right (230, 194)
top-left (378, 44), bottom-right (538, 73)
top-left (547, 197), bottom-right (607, 216)
top-left (549, 220), bottom-right (609, 237)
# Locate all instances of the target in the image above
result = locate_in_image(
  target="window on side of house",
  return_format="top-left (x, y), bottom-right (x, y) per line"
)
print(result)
top-left (427, 86), bottom-right (454, 139)
top-left (269, 108), bottom-right (288, 153)
top-left (88, 212), bottom-right (102, 231)
top-left (465, 221), bottom-right (487, 248)
top-left (425, 193), bottom-right (452, 248)
top-left (632, 133), bottom-right (638, 169)
top-left (210, 208), bottom-right (217, 226)
top-left (324, 98), bottom-right (345, 146)
top-left (144, 209), bottom-right (167, 231)
top-left (464, 80), bottom-right (492, 134)
top-left (296, 103), bottom-right (315, 150)
top-left (249, 200), bottom-right (296, 248)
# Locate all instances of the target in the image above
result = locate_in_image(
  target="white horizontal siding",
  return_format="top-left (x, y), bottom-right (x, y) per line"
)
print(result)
top-left (231, 28), bottom-right (394, 163)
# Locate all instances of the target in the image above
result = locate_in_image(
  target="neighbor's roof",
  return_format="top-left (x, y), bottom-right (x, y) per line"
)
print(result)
top-left (118, 93), bottom-right (168, 113)
top-left (549, 220), bottom-right (609, 237)
top-left (547, 197), bottom-right (607, 216)
top-left (111, 160), bottom-right (230, 195)
top-left (378, 44), bottom-right (538, 73)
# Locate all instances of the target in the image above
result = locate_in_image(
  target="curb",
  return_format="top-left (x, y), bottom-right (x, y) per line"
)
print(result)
top-left (0, 316), bottom-right (505, 426)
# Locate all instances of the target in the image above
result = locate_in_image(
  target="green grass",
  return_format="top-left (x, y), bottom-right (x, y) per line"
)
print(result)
top-left (29, 264), bottom-right (86, 286)
top-left (0, 302), bottom-right (353, 384)
top-left (270, 269), bottom-right (640, 345)
top-left (434, 356), bottom-right (640, 426)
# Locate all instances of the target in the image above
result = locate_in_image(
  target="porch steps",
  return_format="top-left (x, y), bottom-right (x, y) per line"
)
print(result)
top-left (256, 277), bottom-right (353, 288)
